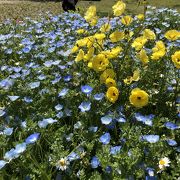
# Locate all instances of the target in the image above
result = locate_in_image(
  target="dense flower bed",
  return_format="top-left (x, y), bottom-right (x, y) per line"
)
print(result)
top-left (0, 1), bottom-right (180, 179)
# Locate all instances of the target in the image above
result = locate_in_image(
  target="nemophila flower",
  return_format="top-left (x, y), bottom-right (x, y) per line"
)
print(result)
top-left (106, 86), bottom-right (119, 103)
top-left (0, 160), bottom-right (7, 169)
top-left (94, 93), bottom-right (104, 100)
top-left (91, 156), bottom-right (100, 169)
top-left (100, 69), bottom-right (116, 83)
top-left (112, 0), bottom-right (126, 16)
top-left (99, 132), bottom-right (111, 145)
top-left (92, 54), bottom-right (109, 72)
top-left (171, 51), bottom-right (180, 68)
top-left (146, 167), bottom-right (155, 177)
top-left (142, 135), bottom-right (160, 143)
top-left (121, 16), bottom-right (133, 26)
top-left (55, 104), bottom-right (63, 111)
top-left (38, 118), bottom-right (58, 128)
top-left (166, 139), bottom-right (177, 146)
top-left (0, 78), bottom-right (14, 89)
top-left (105, 166), bottom-right (112, 174)
top-left (14, 143), bottom-right (26, 154)
top-left (143, 29), bottom-right (156, 40)
top-left (110, 146), bottom-right (122, 155)
top-left (25, 133), bottom-right (40, 144)
top-left (81, 85), bottom-right (93, 94)
top-left (67, 152), bottom-right (80, 162)
top-left (109, 31), bottom-right (125, 43)
top-left (135, 113), bottom-right (155, 126)
top-left (8, 96), bottom-right (20, 102)
top-left (132, 36), bottom-right (147, 51)
top-left (101, 115), bottom-right (112, 125)
top-left (74, 121), bottom-right (82, 129)
top-left (89, 126), bottom-right (98, 132)
top-left (28, 81), bottom-right (40, 89)
top-left (4, 148), bottom-right (19, 161)
top-left (164, 30), bottom-right (180, 41)
top-left (129, 88), bottom-right (149, 108)
top-left (64, 75), bottom-right (72, 82)
top-left (3, 127), bottom-right (13, 136)
top-left (58, 88), bottom-right (69, 97)
top-left (151, 41), bottom-right (166, 60)
top-left (164, 122), bottom-right (179, 130)
top-left (56, 158), bottom-right (69, 171)
top-left (78, 101), bottom-right (91, 112)
top-left (0, 109), bottom-right (6, 117)
top-left (158, 157), bottom-right (170, 170)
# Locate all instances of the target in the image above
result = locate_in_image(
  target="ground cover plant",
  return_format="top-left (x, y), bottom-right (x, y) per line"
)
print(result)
top-left (0, 1), bottom-right (180, 179)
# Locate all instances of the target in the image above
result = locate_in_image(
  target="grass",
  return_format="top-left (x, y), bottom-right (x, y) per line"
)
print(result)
top-left (0, 0), bottom-right (180, 22)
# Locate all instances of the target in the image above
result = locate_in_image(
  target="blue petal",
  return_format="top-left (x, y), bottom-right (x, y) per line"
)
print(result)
top-left (91, 156), bottom-right (100, 169)
top-left (25, 133), bottom-right (40, 144)
top-left (81, 85), bottom-right (93, 94)
top-left (99, 132), bottom-right (111, 145)
top-left (3, 127), bottom-right (13, 136)
top-left (142, 135), bottom-right (159, 143)
top-left (94, 93), bottom-right (104, 100)
top-left (101, 116), bottom-right (112, 125)
top-left (110, 146), bottom-right (122, 155)
top-left (0, 160), bottom-right (7, 169)
top-left (166, 139), bottom-right (177, 146)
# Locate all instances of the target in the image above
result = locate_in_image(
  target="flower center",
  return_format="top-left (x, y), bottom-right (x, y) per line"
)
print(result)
top-left (159, 160), bottom-right (165, 165)
top-left (59, 159), bottom-right (66, 166)
top-left (137, 96), bottom-right (141, 100)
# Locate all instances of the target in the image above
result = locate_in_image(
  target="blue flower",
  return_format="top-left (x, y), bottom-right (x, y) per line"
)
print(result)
top-left (0, 160), bottom-right (7, 169)
top-left (55, 104), bottom-right (63, 111)
top-left (14, 143), bottom-right (27, 154)
top-left (78, 101), bottom-right (91, 112)
top-left (81, 85), bottom-right (93, 94)
top-left (116, 117), bottom-right (126, 123)
top-left (135, 113), bottom-right (154, 126)
top-left (23, 97), bottom-right (33, 103)
top-left (110, 146), bottom-right (122, 155)
top-left (0, 109), bottom-right (6, 117)
top-left (28, 81), bottom-right (40, 89)
top-left (105, 166), bottom-right (112, 173)
top-left (94, 93), bottom-right (104, 100)
top-left (8, 96), bottom-right (20, 101)
top-left (4, 148), bottom-right (19, 161)
top-left (58, 88), bottom-right (69, 97)
top-left (3, 127), bottom-right (13, 136)
top-left (91, 156), bottom-right (100, 169)
top-left (99, 132), bottom-right (111, 145)
top-left (38, 118), bottom-right (57, 128)
top-left (142, 135), bottom-right (159, 143)
top-left (89, 126), bottom-right (98, 132)
top-left (56, 111), bottom-right (64, 118)
top-left (25, 133), bottom-right (40, 144)
top-left (64, 75), bottom-right (72, 82)
top-left (164, 122), bottom-right (179, 130)
top-left (67, 152), bottom-right (80, 162)
top-left (166, 139), bottom-right (177, 146)
top-left (101, 115), bottom-right (112, 125)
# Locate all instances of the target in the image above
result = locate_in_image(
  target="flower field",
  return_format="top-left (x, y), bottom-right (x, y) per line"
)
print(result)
top-left (0, 1), bottom-right (180, 179)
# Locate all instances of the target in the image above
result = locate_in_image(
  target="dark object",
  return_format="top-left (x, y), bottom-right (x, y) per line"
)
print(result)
top-left (62, 0), bottom-right (78, 12)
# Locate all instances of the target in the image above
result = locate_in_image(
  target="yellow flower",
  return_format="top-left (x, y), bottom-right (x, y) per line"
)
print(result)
top-left (100, 69), bottom-right (116, 83)
top-left (121, 15), bottom-right (133, 26)
top-left (92, 54), bottom-right (109, 72)
top-left (89, 16), bottom-right (98, 26)
top-left (151, 41), bottom-right (166, 60)
top-left (109, 31), bottom-right (125, 43)
top-left (171, 51), bottom-right (180, 68)
top-left (76, 29), bottom-right (87, 34)
top-left (112, 0), bottom-right (126, 16)
top-left (137, 14), bottom-right (144, 20)
top-left (124, 70), bottom-right (140, 84)
top-left (137, 49), bottom-right (149, 64)
top-left (94, 33), bottom-right (106, 40)
top-left (132, 36), bottom-right (147, 51)
top-left (76, 38), bottom-right (88, 47)
top-left (106, 86), bottom-right (119, 103)
top-left (124, 76), bottom-right (133, 84)
top-left (84, 47), bottom-right (94, 61)
top-left (71, 45), bottom-right (79, 54)
top-left (84, 6), bottom-right (96, 22)
top-left (129, 88), bottom-right (149, 108)
top-left (100, 23), bottom-right (111, 33)
top-left (143, 29), bottom-right (156, 40)
top-left (105, 78), bottom-right (117, 87)
top-left (86, 36), bottom-right (95, 48)
top-left (75, 49), bottom-right (84, 62)
top-left (164, 30), bottom-right (180, 41)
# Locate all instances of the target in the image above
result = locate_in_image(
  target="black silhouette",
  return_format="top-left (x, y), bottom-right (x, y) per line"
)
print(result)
top-left (62, 0), bottom-right (78, 12)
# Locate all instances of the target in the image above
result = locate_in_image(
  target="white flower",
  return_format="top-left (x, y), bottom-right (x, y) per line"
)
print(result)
top-left (56, 158), bottom-right (69, 171)
top-left (159, 157), bottom-right (171, 169)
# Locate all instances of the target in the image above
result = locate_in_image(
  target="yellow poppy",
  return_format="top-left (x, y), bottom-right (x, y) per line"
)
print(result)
top-left (106, 86), bottom-right (119, 103)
